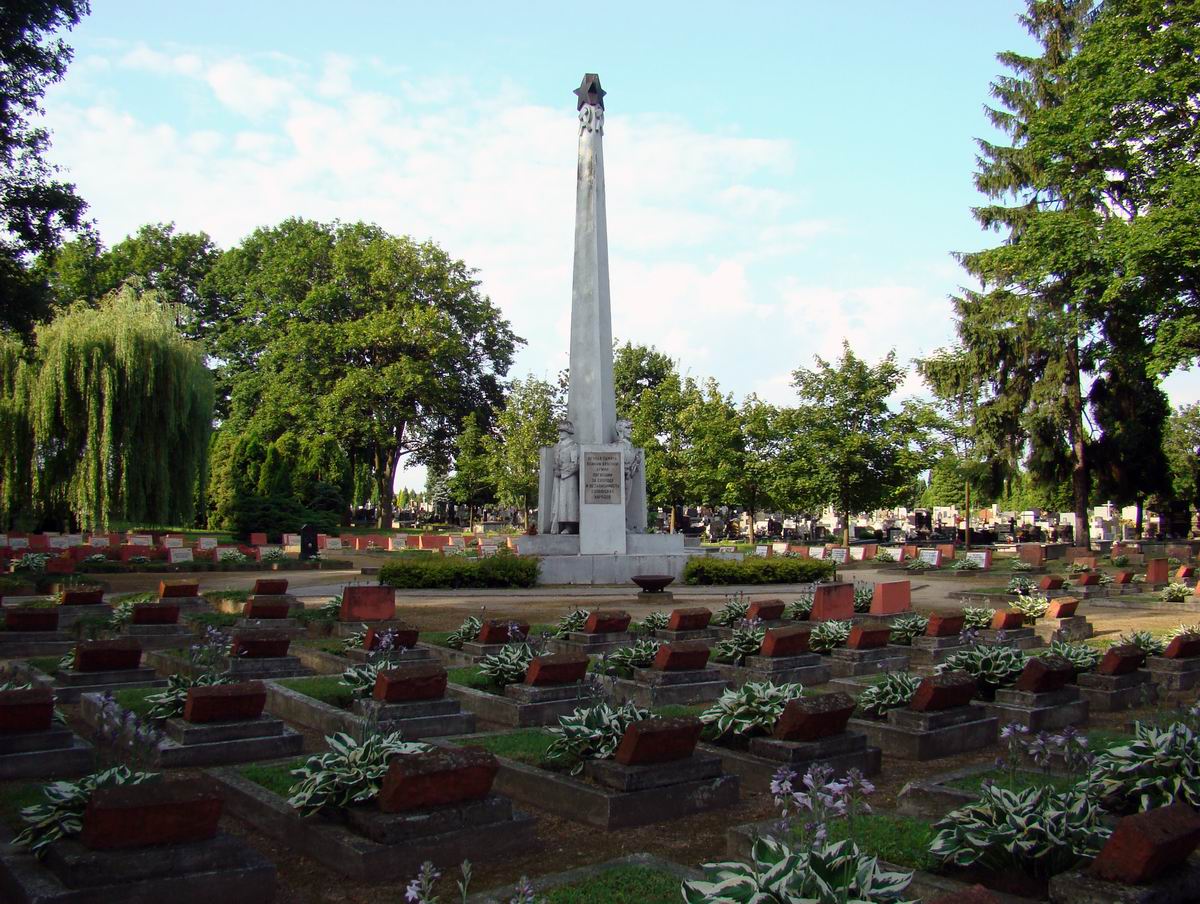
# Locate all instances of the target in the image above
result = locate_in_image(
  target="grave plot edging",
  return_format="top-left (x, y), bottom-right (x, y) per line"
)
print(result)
top-left (465, 853), bottom-right (702, 904)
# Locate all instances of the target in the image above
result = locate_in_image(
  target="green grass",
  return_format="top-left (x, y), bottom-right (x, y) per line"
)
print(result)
top-left (237, 758), bottom-right (307, 798)
top-left (947, 769), bottom-right (1078, 795)
top-left (295, 637), bottom-right (347, 656)
top-left (203, 590), bottom-right (249, 604)
top-left (0, 783), bottom-right (44, 830)
top-left (823, 813), bottom-right (938, 872)
top-left (276, 675), bottom-right (354, 709)
top-left (453, 730), bottom-right (554, 766)
top-left (110, 592), bottom-right (157, 605)
top-left (447, 666), bottom-right (503, 694)
top-left (422, 630), bottom-right (454, 648)
top-left (27, 656), bottom-right (61, 674)
top-left (113, 686), bottom-right (163, 718)
top-left (186, 611), bottom-right (239, 628)
top-left (541, 865), bottom-right (682, 904)
top-left (652, 703), bottom-right (708, 719)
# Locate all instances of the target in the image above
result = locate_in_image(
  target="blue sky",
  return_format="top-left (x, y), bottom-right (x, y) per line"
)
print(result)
top-left (40, 1), bottom-right (1200, 488)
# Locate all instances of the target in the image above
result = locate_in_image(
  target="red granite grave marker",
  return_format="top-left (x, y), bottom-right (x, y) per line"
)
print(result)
top-left (364, 624), bottom-right (419, 651)
top-left (1146, 558), bottom-right (1170, 584)
top-left (584, 610), bottom-right (631, 634)
top-left (910, 671), bottom-right (976, 711)
top-left (476, 619), bottom-right (529, 644)
top-left (183, 682), bottom-right (267, 723)
top-left (243, 599), bottom-right (290, 619)
top-left (1019, 544), bottom-right (1046, 565)
top-left (847, 624), bottom-right (891, 650)
top-left (1075, 572), bottom-right (1101, 587)
top-left (613, 717), bottom-right (701, 765)
top-left (652, 640), bottom-right (710, 672)
top-left (773, 693), bottom-right (855, 741)
top-left (75, 639), bottom-right (142, 672)
top-left (747, 599), bottom-right (785, 622)
top-left (0, 687), bottom-right (54, 732)
top-left (1014, 656), bottom-right (1074, 693)
top-left (1098, 644), bottom-right (1146, 676)
top-left (249, 532), bottom-right (268, 546)
top-left (339, 585), bottom-right (397, 621)
top-left (60, 587), bottom-right (103, 606)
top-left (870, 581), bottom-right (911, 615)
top-left (1089, 803), bottom-right (1200, 885)
top-left (377, 747), bottom-right (498, 812)
top-left (1177, 565), bottom-right (1195, 581)
top-left (1046, 598), bottom-right (1078, 619)
top-left (524, 653), bottom-right (589, 686)
top-left (158, 580), bottom-right (199, 598)
top-left (926, 613), bottom-right (965, 637)
top-left (229, 631), bottom-right (289, 658)
top-left (131, 603), bottom-right (179, 625)
top-left (373, 663), bottom-right (447, 702)
top-left (667, 608), bottom-right (712, 631)
top-left (252, 578), bottom-right (289, 595)
top-left (1165, 634), bottom-right (1200, 660)
top-left (80, 780), bottom-right (222, 850)
top-left (811, 583), bottom-right (854, 621)
top-left (1114, 571), bottom-right (1135, 585)
top-left (4, 608), bottom-right (58, 631)
top-left (1038, 576), bottom-right (1064, 592)
top-left (990, 610), bottom-right (1024, 630)
top-left (760, 626), bottom-right (811, 657)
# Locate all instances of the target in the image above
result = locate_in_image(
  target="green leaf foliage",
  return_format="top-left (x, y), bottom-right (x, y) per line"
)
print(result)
top-left (378, 553), bottom-right (538, 589)
top-left (683, 556), bottom-right (833, 586)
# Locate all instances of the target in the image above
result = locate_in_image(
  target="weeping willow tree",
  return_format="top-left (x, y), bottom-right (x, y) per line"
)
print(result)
top-left (4, 285), bottom-right (214, 530)
top-left (0, 335), bottom-right (36, 526)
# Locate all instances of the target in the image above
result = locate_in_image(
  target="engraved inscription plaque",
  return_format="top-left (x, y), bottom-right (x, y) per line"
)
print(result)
top-left (583, 451), bottom-right (622, 505)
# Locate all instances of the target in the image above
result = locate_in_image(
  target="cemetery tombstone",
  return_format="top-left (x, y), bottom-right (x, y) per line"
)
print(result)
top-left (300, 524), bottom-right (319, 561)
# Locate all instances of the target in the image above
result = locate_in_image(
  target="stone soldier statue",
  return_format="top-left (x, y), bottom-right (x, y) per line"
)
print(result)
top-left (615, 418), bottom-right (643, 533)
top-left (550, 421), bottom-right (580, 534)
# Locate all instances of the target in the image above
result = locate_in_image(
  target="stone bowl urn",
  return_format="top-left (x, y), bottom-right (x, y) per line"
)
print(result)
top-left (632, 575), bottom-right (675, 594)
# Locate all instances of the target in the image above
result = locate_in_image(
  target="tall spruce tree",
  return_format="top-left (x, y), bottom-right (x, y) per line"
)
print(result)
top-left (953, 0), bottom-right (1101, 546)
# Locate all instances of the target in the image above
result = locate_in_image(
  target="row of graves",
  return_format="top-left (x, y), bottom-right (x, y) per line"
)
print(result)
top-left (2, 577), bottom-right (1200, 901)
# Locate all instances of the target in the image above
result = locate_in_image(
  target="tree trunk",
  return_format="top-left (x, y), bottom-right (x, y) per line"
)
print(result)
top-left (1135, 497), bottom-right (1143, 539)
top-left (964, 480), bottom-right (972, 550)
top-left (1065, 338), bottom-right (1090, 549)
top-left (841, 506), bottom-right (850, 548)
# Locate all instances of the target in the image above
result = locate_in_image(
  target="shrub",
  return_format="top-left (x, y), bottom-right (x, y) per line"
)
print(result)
top-left (809, 619), bottom-right (852, 653)
top-left (378, 554), bottom-right (539, 589)
top-left (699, 680), bottom-right (803, 740)
top-left (478, 644), bottom-right (535, 687)
top-left (287, 732), bottom-right (428, 816)
top-left (144, 673), bottom-right (234, 720)
top-left (1162, 582), bottom-right (1191, 603)
top-left (683, 556), bottom-right (834, 585)
top-left (857, 672), bottom-right (921, 716)
top-left (888, 613), bottom-right (928, 645)
top-left (930, 784), bottom-right (1110, 877)
top-left (1118, 630), bottom-right (1166, 656)
top-left (1111, 554), bottom-right (1130, 566)
top-left (542, 701), bottom-right (650, 775)
top-left (962, 606), bottom-right (995, 630)
top-left (785, 594), bottom-right (813, 620)
top-left (682, 836), bottom-right (914, 904)
top-left (1048, 640), bottom-right (1100, 673)
top-left (445, 616), bottom-right (482, 649)
top-left (598, 639), bottom-right (661, 677)
top-left (937, 645), bottom-right (1027, 692)
top-left (711, 594), bottom-right (750, 627)
top-left (710, 626), bottom-right (765, 665)
top-left (1087, 721), bottom-right (1200, 812)
top-left (15, 766), bottom-right (158, 856)
top-left (552, 608), bottom-right (589, 637)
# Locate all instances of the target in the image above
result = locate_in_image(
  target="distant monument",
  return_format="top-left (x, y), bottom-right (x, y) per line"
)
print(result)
top-left (520, 74), bottom-right (687, 584)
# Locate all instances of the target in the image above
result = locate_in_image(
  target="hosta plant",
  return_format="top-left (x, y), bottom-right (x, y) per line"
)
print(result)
top-left (15, 766), bottom-right (158, 856)
top-left (699, 680), bottom-right (803, 740)
top-left (598, 639), bottom-right (661, 677)
top-left (1162, 582), bottom-right (1192, 603)
top-left (0, 679), bottom-right (65, 724)
top-left (219, 550), bottom-right (248, 564)
top-left (1167, 624), bottom-right (1200, 641)
top-left (445, 616), bottom-right (482, 649)
top-left (873, 549), bottom-right (896, 563)
top-left (542, 701), bottom-right (650, 775)
top-left (937, 645), bottom-right (1027, 692)
top-left (1087, 721), bottom-right (1200, 812)
top-left (930, 784), bottom-right (1110, 877)
top-left (83, 553), bottom-right (107, 564)
top-left (1048, 640), bottom-right (1100, 673)
top-left (14, 552), bottom-right (50, 573)
top-left (950, 557), bottom-right (980, 571)
top-left (711, 626), bottom-right (765, 665)
top-left (1065, 562), bottom-right (1091, 575)
top-left (261, 548), bottom-right (286, 562)
top-left (287, 731), bottom-right (428, 816)
top-left (784, 594), bottom-right (813, 620)
top-left (903, 559), bottom-right (931, 572)
top-left (1011, 593), bottom-right (1049, 621)
top-left (682, 835), bottom-right (914, 904)
top-left (641, 611), bottom-right (669, 632)
top-left (1118, 630), bottom-right (1166, 656)
top-left (57, 649), bottom-right (76, 671)
top-left (341, 661), bottom-right (394, 698)
top-left (712, 594), bottom-right (751, 627)
top-left (1009, 560), bottom-right (1034, 572)
top-left (144, 673), bottom-right (235, 720)
top-left (856, 672), bottom-right (922, 717)
top-left (809, 619), bottom-right (852, 653)
top-left (962, 606), bottom-right (995, 630)
top-left (341, 624), bottom-right (369, 652)
top-left (478, 643), bottom-right (535, 687)
top-left (552, 608), bottom-right (589, 637)
top-left (1007, 576), bottom-right (1037, 594)
top-left (887, 612), bottom-right (928, 645)
top-left (1111, 554), bottom-right (1130, 567)
top-left (852, 584), bottom-right (874, 613)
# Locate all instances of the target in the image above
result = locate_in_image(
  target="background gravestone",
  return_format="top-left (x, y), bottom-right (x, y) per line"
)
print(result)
top-left (299, 524), bottom-right (318, 561)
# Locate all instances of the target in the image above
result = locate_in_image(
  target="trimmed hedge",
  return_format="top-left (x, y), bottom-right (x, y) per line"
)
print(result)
top-left (378, 553), bottom-right (540, 589)
top-left (683, 555), bottom-right (834, 585)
